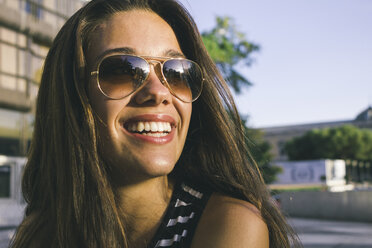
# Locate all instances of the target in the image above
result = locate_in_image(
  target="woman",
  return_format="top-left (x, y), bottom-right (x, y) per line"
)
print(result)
top-left (10, 0), bottom-right (301, 247)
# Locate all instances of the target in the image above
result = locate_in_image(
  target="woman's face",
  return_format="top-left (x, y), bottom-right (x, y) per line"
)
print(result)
top-left (87, 10), bottom-right (192, 183)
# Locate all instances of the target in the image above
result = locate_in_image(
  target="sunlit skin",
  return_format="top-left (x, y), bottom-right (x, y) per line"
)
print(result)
top-left (87, 10), bottom-right (191, 245)
top-left (86, 10), bottom-right (269, 248)
top-left (87, 11), bottom-right (191, 183)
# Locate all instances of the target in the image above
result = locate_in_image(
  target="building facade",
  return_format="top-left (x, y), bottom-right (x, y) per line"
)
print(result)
top-left (0, 0), bottom-right (86, 157)
top-left (262, 106), bottom-right (372, 161)
top-left (0, 0), bottom-right (87, 204)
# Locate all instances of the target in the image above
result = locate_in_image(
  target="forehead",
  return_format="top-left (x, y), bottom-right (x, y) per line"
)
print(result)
top-left (86, 10), bottom-right (183, 66)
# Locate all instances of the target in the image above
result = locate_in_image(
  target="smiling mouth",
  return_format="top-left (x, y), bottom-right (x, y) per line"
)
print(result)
top-left (125, 121), bottom-right (172, 137)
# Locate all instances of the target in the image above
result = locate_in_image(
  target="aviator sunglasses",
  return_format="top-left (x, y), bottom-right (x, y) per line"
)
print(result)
top-left (91, 54), bottom-right (204, 103)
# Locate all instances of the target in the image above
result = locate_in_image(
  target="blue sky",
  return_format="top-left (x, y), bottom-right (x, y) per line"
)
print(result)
top-left (179, 0), bottom-right (372, 127)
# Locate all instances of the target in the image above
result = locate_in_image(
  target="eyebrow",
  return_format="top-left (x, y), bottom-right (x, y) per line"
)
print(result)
top-left (95, 47), bottom-right (136, 62)
top-left (95, 47), bottom-right (186, 63)
top-left (163, 50), bottom-right (185, 58)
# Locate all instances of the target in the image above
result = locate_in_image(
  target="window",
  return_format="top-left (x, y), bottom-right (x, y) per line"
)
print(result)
top-left (0, 108), bottom-right (31, 156)
top-left (25, 0), bottom-right (43, 19)
top-left (278, 140), bottom-right (286, 156)
top-left (0, 28), bottom-right (29, 93)
top-left (0, 165), bottom-right (10, 198)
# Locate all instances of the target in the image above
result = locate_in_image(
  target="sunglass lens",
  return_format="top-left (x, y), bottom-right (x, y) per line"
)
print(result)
top-left (163, 59), bottom-right (203, 102)
top-left (98, 55), bottom-right (149, 99)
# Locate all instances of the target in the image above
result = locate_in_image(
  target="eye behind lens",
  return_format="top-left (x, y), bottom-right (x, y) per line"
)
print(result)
top-left (98, 55), bottom-right (150, 99)
top-left (96, 55), bottom-right (202, 101)
top-left (163, 59), bottom-right (203, 102)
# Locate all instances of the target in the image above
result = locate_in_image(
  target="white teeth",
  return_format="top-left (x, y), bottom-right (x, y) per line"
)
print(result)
top-left (129, 124), bottom-right (136, 132)
top-left (127, 121), bottom-right (172, 133)
top-left (137, 122), bottom-right (144, 132)
top-left (150, 122), bottom-right (158, 132)
top-left (142, 132), bottom-right (168, 137)
top-left (144, 122), bottom-right (151, 132)
top-left (158, 122), bottom-right (164, 132)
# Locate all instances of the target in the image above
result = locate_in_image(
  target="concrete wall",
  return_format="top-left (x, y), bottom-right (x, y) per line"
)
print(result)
top-left (0, 200), bottom-right (24, 227)
top-left (279, 190), bottom-right (372, 222)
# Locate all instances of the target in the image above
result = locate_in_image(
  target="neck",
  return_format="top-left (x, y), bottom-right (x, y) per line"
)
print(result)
top-left (115, 176), bottom-right (173, 248)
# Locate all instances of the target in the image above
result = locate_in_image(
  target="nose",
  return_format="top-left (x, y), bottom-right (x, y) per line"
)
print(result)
top-left (132, 64), bottom-right (172, 106)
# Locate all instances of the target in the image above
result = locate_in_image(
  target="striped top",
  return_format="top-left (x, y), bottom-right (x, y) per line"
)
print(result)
top-left (147, 182), bottom-right (212, 248)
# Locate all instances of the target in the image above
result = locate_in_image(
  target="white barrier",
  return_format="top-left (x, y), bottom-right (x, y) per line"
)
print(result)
top-left (280, 190), bottom-right (372, 222)
top-left (272, 160), bottom-right (346, 188)
top-left (0, 156), bottom-right (26, 227)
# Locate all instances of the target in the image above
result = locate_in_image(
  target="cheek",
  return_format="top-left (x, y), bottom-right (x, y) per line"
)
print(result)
top-left (180, 104), bottom-right (192, 140)
top-left (185, 109), bottom-right (192, 134)
top-left (89, 80), bottom-right (118, 125)
top-left (186, 104), bottom-right (192, 125)
top-left (89, 80), bottom-right (105, 116)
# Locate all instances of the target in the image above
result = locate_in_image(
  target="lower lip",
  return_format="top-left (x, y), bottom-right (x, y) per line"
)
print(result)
top-left (123, 127), bottom-right (175, 144)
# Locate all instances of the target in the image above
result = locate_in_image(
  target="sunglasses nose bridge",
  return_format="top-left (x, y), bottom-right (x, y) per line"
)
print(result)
top-left (147, 60), bottom-right (166, 84)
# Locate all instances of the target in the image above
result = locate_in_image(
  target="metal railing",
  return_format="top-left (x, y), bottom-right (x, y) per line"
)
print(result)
top-left (345, 160), bottom-right (372, 183)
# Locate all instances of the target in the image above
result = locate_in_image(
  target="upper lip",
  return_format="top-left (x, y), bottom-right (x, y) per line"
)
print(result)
top-left (121, 114), bottom-right (177, 128)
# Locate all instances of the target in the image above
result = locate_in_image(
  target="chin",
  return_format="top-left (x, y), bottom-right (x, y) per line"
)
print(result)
top-left (106, 154), bottom-right (178, 184)
top-left (136, 157), bottom-right (177, 178)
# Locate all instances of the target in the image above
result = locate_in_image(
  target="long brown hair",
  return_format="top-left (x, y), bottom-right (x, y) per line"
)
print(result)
top-left (10, 0), bottom-right (301, 247)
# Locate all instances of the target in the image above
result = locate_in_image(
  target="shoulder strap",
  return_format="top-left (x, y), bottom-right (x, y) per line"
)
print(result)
top-left (148, 181), bottom-right (212, 248)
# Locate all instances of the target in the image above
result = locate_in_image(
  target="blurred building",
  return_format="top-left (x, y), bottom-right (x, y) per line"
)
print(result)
top-left (262, 106), bottom-right (372, 161)
top-left (0, 0), bottom-right (86, 157)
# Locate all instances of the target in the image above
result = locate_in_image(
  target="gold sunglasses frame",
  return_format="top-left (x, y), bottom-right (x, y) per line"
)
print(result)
top-left (90, 54), bottom-right (204, 103)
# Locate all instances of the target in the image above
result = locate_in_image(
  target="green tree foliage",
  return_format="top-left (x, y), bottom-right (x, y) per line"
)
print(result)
top-left (284, 125), bottom-right (372, 161)
top-left (201, 16), bottom-right (259, 93)
top-left (243, 118), bottom-right (282, 184)
top-left (202, 16), bottom-right (279, 183)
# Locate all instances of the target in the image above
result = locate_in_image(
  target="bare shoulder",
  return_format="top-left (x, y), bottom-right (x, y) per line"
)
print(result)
top-left (191, 193), bottom-right (269, 248)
